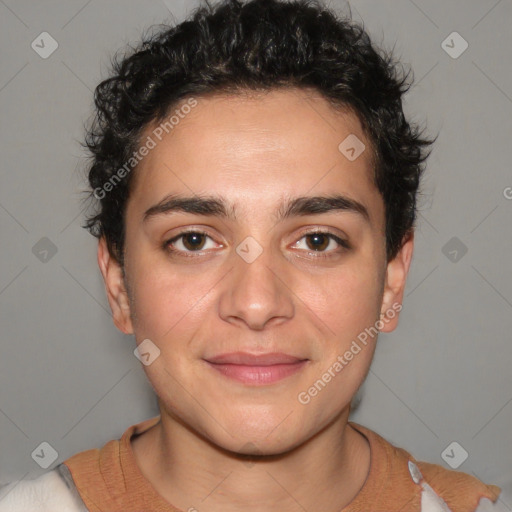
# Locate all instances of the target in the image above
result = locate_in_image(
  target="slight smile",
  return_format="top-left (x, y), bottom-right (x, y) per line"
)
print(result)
top-left (203, 352), bottom-right (310, 385)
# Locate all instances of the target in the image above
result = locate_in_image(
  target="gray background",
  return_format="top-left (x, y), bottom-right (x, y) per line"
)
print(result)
top-left (1, 0), bottom-right (511, 499)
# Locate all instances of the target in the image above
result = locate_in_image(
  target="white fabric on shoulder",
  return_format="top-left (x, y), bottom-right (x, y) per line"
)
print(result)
top-left (0, 465), bottom-right (87, 512)
top-left (475, 484), bottom-right (512, 512)
top-left (407, 460), bottom-right (512, 512)
top-left (408, 461), bottom-right (453, 511)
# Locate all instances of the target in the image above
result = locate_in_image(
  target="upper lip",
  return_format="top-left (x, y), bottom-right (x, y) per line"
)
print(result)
top-left (204, 352), bottom-right (307, 365)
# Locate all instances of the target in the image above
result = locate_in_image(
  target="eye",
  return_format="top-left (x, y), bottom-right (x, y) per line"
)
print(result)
top-left (164, 229), bottom-right (349, 259)
top-left (165, 230), bottom-right (219, 255)
top-left (292, 230), bottom-right (349, 257)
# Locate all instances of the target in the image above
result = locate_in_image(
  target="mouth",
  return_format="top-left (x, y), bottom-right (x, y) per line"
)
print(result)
top-left (203, 352), bottom-right (309, 385)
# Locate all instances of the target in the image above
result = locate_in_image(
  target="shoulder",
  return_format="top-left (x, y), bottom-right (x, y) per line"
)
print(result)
top-left (416, 460), bottom-right (501, 498)
top-left (410, 459), bottom-right (506, 512)
top-left (0, 464), bottom-right (87, 512)
top-left (350, 422), bottom-right (506, 512)
top-left (474, 480), bottom-right (512, 511)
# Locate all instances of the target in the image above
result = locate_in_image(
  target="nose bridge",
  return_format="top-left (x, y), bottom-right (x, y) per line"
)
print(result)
top-left (218, 236), bottom-right (294, 329)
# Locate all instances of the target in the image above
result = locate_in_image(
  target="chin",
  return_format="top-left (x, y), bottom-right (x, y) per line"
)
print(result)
top-left (201, 411), bottom-right (308, 455)
top-left (221, 430), bottom-right (304, 458)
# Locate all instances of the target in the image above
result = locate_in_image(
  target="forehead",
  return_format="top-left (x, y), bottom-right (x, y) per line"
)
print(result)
top-left (128, 88), bottom-right (382, 225)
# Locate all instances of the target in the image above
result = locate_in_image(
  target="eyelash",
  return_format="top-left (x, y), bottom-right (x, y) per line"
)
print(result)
top-left (163, 229), bottom-right (350, 259)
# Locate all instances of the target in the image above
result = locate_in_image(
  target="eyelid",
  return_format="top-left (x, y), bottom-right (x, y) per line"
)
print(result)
top-left (298, 227), bottom-right (349, 243)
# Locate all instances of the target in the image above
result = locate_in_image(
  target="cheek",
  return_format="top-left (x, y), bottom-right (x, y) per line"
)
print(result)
top-left (294, 268), bottom-right (382, 418)
top-left (126, 255), bottom-right (219, 341)
top-left (299, 262), bottom-right (383, 342)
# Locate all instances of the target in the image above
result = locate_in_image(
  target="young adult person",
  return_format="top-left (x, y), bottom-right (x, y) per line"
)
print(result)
top-left (1, 1), bottom-right (508, 510)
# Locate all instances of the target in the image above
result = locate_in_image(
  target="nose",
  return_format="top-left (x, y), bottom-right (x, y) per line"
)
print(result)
top-left (218, 242), bottom-right (295, 330)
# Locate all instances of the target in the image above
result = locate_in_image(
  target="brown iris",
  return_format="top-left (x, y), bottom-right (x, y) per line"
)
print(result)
top-left (305, 233), bottom-right (329, 251)
top-left (182, 233), bottom-right (207, 251)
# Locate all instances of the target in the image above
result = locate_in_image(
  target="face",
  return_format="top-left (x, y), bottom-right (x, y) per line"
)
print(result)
top-left (99, 88), bottom-right (413, 454)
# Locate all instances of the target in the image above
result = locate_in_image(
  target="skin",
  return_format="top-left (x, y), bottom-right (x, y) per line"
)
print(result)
top-left (97, 87), bottom-right (414, 512)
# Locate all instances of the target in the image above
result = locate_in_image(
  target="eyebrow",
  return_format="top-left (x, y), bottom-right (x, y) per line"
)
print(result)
top-left (143, 193), bottom-right (370, 224)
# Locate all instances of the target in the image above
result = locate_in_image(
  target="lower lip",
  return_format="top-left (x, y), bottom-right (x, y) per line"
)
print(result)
top-left (205, 361), bottom-right (308, 385)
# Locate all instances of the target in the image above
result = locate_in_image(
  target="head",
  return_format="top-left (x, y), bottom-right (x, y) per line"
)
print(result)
top-left (84, 0), bottom-right (434, 454)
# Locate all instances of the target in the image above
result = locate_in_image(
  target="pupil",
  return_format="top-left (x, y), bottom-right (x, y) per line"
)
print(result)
top-left (185, 233), bottom-right (204, 250)
top-left (308, 234), bottom-right (327, 251)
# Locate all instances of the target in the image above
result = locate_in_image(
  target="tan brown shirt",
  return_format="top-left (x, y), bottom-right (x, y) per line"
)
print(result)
top-left (60, 415), bottom-right (501, 511)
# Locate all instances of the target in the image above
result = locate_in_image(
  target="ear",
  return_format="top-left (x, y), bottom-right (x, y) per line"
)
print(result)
top-left (97, 237), bottom-right (134, 335)
top-left (379, 232), bottom-right (414, 333)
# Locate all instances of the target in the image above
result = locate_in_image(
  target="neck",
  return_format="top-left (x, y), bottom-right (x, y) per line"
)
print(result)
top-left (132, 408), bottom-right (370, 512)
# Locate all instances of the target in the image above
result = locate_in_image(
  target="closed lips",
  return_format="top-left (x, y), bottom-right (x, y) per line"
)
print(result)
top-left (204, 352), bottom-right (307, 365)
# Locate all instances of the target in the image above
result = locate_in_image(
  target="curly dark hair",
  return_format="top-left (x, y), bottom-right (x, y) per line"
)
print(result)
top-left (82, 0), bottom-right (435, 266)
